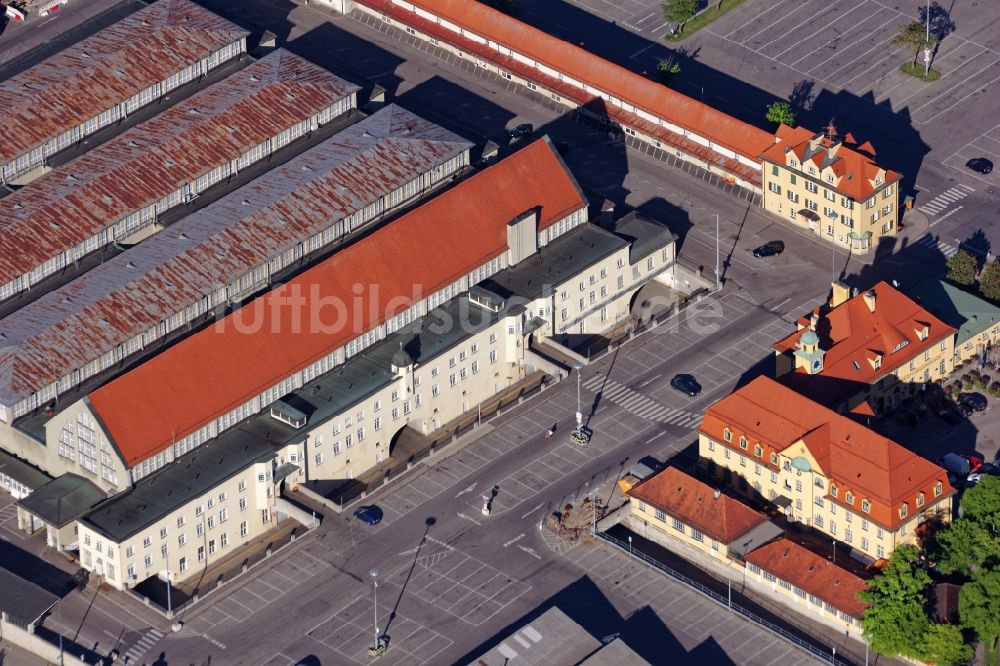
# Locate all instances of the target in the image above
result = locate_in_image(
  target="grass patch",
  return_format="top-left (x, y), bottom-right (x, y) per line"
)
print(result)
top-left (900, 62), bottom-right (941, 81)
top-left (664, 0), bottom-right (747, 42)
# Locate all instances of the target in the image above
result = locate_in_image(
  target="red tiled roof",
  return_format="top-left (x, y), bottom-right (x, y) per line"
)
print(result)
top-left (761, 125), bottom-right (901, 201)
top-left (87, 138), bottom-right (586, 467)
top-left (362, 0), bottom-right (775, 163)
top-left (746, 538), bottom-right (868, 618)
top-left (628, 466), bottom-right (769, 543)
top-left (773, 281), bottom-right (955, 387)
top-left (700, 376), bottom-right (952, 530)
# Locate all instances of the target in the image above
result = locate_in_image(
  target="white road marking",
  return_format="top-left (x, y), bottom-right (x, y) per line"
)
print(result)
top-left (457, 512), bottom-right (481, 526)
top-left (520, 502), bottom-right (543, 519)
top-left (517, 545), bottom-right (542, 560)
top-left (503, 533), bottom-right (526, 548)
top-left (454, 482), bottom-right (477, 498)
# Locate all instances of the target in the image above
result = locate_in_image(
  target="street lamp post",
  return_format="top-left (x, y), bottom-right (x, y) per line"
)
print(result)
top-left (715, 213), bottom-right (720, 289)
top-left (574, 362), bottom-right (582, 431)
top-left (832, 645), bottom-right (837, 665)
top-left (369, 568), bottom-right (381, 650)
top-left (627, 535), bottom-right (633, 559)
top-left (925, 0), bottom-right (931, 75)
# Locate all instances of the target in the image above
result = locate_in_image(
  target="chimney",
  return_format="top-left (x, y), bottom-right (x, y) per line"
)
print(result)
top-left (831, 282), bottom-right (851, 307)
top-left (863, 289), bottom-right (876, 313)
top-left (713, 488), bottom-right (721, 500)
top-left (809, 313), bottom-right (819, 331)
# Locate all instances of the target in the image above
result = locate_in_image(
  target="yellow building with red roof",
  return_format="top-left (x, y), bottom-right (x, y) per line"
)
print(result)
top-left (698, 375), bottom-right (953, 561)
top-left (773, 281), bottom-right (955, 415)
top-left (761, 123), bottom-right (901, 252)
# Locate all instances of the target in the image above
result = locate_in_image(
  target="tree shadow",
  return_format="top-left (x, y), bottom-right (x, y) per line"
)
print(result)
top-left (788, 79), bottom-right (816, 113)
top-left (920, 1), bottom-right (957, 41)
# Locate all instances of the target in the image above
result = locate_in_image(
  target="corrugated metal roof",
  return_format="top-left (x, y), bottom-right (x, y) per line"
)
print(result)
top-left (87, 138), bottom-right (587, 466)
top-left (0, 0), bottom-right (248, 166)
top-left (0, 105), bottom-right (470, 408)
top-left (0, 49), bottom-right (358, 288)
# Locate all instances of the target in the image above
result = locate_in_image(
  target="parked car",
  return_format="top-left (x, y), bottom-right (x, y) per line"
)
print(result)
top-left (960, 392), bottom-right (988, 412)
top-left (670, 373), bottom-right (701, 396)
top-left (353, 505), bottom-right (384, 525)
top-left (509, 123), bottom-right (533, 141)
top-left (938, 453), bottom-right (971, 477)
top-left (956, 402), bottom-right (974, 418)
top-left (752, 241), bottom-right (785, 258)
top-left (967, 463), bottom-right (1000, 486)
top-left (966, 157), bottom-right (994, 174)
top-left (962, 453), bottom-right (985, 473)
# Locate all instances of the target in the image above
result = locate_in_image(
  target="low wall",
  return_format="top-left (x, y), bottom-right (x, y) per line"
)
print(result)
top-left (1, 613), bottom-right (88, 666)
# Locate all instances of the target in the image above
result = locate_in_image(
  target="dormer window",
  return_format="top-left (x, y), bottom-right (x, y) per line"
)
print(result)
top-left (739, 436), bottom-right (748, 450)
top-left (872, 355), bottom-right (882, 370)
top-left (899, 503), bottom-right (908, 519)
top-left (934, 481), bottom-right (943, 497)
top-left (723, 428), bottom-right (732, 443)
top-left (770, 453), bottom-right (778, 465)
top-left (845, 491), bottom-right (854, 505)
top-left (831, 484), bottom-right (838, 497)
top-left (861, 499), bottom-right (870, 513)
top-left (916, 492), bottom-right (925, 507)
top-left (915, 325), bottom-right (929, 341)
top-left (754, 444), bottom-right (762, 457)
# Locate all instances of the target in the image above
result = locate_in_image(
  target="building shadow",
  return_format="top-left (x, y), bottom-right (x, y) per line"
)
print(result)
top-left (0, 540), bottom-right (74, 598)
top-left (509, 0), bottom-right (932, 198)
top-left (452, 575), bottom-right (736, 665)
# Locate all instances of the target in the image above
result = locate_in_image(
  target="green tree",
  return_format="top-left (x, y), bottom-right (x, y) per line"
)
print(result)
top-left (980, 260), bottom-right (1000, 301)
top-left (962, 475), bottom-right (1000, 524)
top-left (960, 568), bottom-right (1000, 654)
top-left (859, 545), bottom-right (932, 659)
top-left (923, 624), bottom-right (974, 666)
top-left (946, 249), bottom-right (977, 286)
top-left (890, 21), bottom-right (939, 67)
top-left (930, 517), bottom-right (1000, 575)
top-left (765, 101), bottom-right (796, 127)
top-left (656, 58), bottom-right (682, 84)
top-left (661, 0), bottom-right (698, 33)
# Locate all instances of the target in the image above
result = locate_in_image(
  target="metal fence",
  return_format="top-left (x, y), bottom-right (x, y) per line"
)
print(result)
top-left (595, 531), bottom-right (857, 666)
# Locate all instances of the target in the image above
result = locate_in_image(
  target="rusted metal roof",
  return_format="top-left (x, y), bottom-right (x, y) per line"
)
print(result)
top-left (0, 0), bottom-right (248, 166)
top-left (0, 105), bottom-right (471, 408)
top-left (0, 49), bottom-right (358, 289)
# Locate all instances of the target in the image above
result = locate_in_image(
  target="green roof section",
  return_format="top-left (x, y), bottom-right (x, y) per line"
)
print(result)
top-left (0, 448), bottom-right (52, 490)
top-left (81, 436), bottom-right (276, 542)
top-left (906, 278), bottom-right (1000, 346)
top-left (17, 473), bottom-right (106, 528)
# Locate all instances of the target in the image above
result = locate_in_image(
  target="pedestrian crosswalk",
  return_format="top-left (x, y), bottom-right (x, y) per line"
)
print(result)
top-left (918, 184), bottom-right (974, 216)
top-left (118, 627), bottom-right (163, 664)
top-left (912, 233), bottom-right (959, 257)
top-left (582, 375), bottom-right (703, 428)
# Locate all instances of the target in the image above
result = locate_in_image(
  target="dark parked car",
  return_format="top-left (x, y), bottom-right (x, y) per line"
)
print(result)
top-left (752, 241), bottom-right (785, 258)
top-left (956, 402), bottom-right (974, 418)
top-left (966, 463), bottom-right (1000, 487)
top-left (960, 392), bottom-right (988, 412)
top-left (354, 505), bottom-right (383, 525)
top-left (966, 158), bottom-right (994, 174)
top-left (670, 373), bottom-right (701, 396)
top-left (509, 123), bottom-right (533, 141)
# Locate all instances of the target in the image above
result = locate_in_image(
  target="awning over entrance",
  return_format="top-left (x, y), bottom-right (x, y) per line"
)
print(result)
top-left (273, 463), bottom-right (300, 485)
top-left (17, 473), bottom-right (104, 528)
top-left (798, 209), bottom-right (821, 222)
